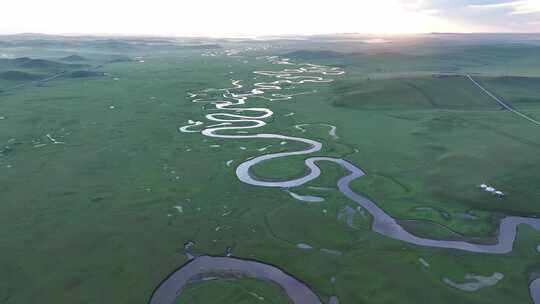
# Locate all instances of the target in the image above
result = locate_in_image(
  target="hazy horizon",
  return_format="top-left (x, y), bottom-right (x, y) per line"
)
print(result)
top-left (2, 31), bottom-right (540, 39)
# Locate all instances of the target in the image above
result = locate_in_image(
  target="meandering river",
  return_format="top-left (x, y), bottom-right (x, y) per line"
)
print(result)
top-left (155, 55), bottom-right (540, 304)
top-left (149, 256), bottom-right (321, 304)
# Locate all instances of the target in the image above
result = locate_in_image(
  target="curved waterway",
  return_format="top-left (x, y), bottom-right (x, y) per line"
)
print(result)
top-left (157, 55), bottom-right (540, 303)
top-left (531, 278), bottom-right (540, 304)
top-left (149, 255), bottom-right (321, 304)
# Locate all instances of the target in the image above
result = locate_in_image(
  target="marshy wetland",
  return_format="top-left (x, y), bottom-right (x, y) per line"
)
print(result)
top-left (1, 34), bottom-right (540, 304)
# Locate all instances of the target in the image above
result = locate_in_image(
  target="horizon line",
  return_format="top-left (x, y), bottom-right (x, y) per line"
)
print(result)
top-left (1, 31), bottom-right (540, 39)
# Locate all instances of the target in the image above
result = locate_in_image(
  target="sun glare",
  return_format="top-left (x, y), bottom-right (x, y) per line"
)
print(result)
top-left (0, 0), bottom-right (466, 36)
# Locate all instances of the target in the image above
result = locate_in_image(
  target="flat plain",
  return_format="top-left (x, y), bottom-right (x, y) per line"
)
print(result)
top-left (1, 33), bottom-right (540, 304)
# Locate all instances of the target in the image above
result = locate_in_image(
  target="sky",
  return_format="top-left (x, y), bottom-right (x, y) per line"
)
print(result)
top-left (0, 0), bottom-right (539, 36)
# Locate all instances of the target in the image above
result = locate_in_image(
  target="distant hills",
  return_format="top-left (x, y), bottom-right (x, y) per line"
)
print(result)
top-left (283, 50), bottom-right (346, 59)
top-left (0, 34), bottom-right (226, 51)
top-left (0, 70), bottom-right (43, 80)
top-left (180, 44), bottom-right (222, 49)
top-left (5, 57), bottom-right (89, 70)
top-left (60, 55), bottom-right (89, 62)
top-left (0, 56), bottom-right (96, 84)
top-left (68, 70), bottom-right (104, 78)
top-left (18, 58), bottom-right (68, 69)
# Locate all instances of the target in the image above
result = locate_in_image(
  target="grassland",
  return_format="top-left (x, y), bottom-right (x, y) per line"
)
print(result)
top-left (1, 34), bottom-right (540, 304)
top-left (176, 278), bottom-right (289, 304)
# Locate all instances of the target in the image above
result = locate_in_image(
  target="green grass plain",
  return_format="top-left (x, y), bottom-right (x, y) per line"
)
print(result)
top-left (176, 278), bottom-right (290, 304)
top-left (1, 34), bottom-right (540, 304)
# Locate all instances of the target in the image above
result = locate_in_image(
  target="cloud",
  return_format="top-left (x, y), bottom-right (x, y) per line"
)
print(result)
top-left (410, 0), bottom-right (540, 31)
top-left (468, 0), bottom-right (540, 15)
